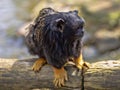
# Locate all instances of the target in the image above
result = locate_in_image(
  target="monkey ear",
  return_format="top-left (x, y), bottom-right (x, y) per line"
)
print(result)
top-left (55, 18), bottom-right (65, 32)
top-left (73, 10), bottom-right (78, 14)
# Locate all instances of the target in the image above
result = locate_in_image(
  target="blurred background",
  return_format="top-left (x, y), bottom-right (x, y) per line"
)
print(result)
top-left (0, 0), bottom-right (120, 62)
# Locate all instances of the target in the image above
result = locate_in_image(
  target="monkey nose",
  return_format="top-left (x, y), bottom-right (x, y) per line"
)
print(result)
top-left (80, 29), bottom-right (84, 36)
top-left (80, 18), bottom-right (85, 25)
top-left (81, 29), bottom-right (84, 35)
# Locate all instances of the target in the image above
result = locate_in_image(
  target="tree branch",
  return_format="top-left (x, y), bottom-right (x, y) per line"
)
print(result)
top-left (0, 58), bottom-right (120, 90)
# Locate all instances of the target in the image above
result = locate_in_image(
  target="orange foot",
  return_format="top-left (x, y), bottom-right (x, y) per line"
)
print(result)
top-left (53, 67), bottom-right (68, 87)
top-left (32, 58), bottom-right (46, 72)
top-left (75, 54), bottom-right (90, 70)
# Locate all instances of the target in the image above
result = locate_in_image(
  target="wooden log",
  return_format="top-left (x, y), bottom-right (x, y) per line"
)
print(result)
top-left (0, 58), bottom-right (120, 90)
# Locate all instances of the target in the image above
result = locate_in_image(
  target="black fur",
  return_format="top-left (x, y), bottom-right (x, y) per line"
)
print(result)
top-left (26, 8), bottom-right (85, 68)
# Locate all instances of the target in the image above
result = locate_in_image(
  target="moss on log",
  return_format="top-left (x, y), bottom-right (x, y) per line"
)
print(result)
top-left (0, 58), bottom-right (120, 90)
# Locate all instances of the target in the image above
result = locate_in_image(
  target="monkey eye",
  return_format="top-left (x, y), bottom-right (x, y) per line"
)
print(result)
top-left (76, 24), bottom-right (84, 30)
top-left (79, 25), bottom-right (84, 29)
top-left (78, 19), bottom-right (85, 29)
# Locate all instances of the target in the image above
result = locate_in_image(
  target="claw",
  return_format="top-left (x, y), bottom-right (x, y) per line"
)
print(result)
top-left (83, 62), bottom-right (90, 69)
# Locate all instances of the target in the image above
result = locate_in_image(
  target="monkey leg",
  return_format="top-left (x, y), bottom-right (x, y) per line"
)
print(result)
top-left (52, 67), bottom-right (68, 87)
top-left (75, 53), bottom-right (89, 70)
top-left (32, 58), bottom-right (47, 72)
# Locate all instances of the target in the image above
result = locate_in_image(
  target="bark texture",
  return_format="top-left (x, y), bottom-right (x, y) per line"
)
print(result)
top-left (0, 58), bottom-right (120, 90)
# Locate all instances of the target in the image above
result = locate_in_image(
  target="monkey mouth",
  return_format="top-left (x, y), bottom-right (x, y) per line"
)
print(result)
top-left (74, 29), bottom-right (84, 38)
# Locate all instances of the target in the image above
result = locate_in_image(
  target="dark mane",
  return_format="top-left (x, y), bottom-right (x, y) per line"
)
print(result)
top-left (26, 8), bottom-right (57, 56)
top-left (39, 14), bottom-right (82, 68)
top-left (26, 8), bottom-right (83, 68)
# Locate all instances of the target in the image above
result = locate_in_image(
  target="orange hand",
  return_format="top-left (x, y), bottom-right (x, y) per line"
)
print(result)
top-left (32, 58), bottom-right (46, 72)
